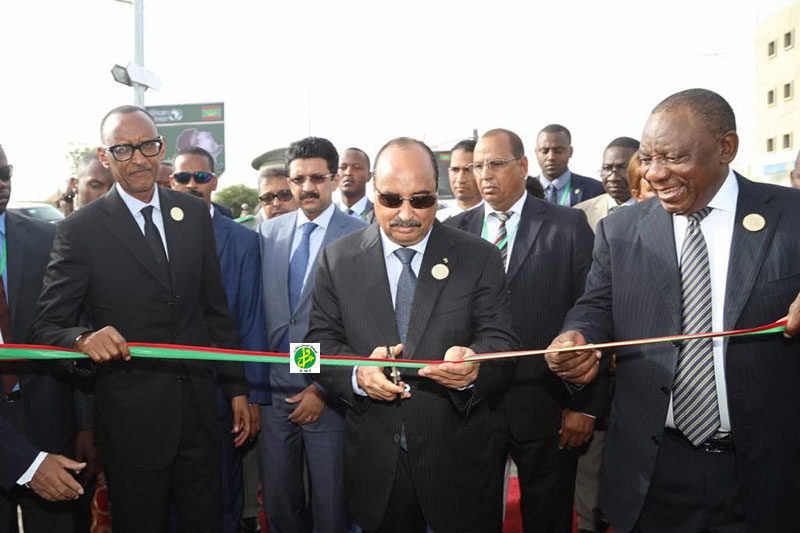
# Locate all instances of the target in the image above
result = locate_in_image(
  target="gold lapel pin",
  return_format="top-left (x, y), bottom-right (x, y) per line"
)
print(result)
top-left (742, 213), bottom-right (765, 232)
top-left (170, 207), bottom-right (184, 222)
top-left (574, 188), bottom-right (581, 195)
top-left (431, 263), bottom-right (449, 280)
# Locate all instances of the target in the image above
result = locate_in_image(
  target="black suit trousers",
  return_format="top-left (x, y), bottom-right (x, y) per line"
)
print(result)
top-left (105, 382), bottom-right (221, 533)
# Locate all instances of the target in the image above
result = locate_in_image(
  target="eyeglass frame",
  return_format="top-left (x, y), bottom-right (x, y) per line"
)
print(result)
top-left (288, 173), bottom-right (335, 186)
top-left (259, 190), bottom-right (294, 205)
top-left (598, 164), bottom-right (629, 178)
top-left (102, 137), bottom-right (164, 162)
top-left (374, 187), bottom-right (438, 209)
top-left (466, 157), bottom-right (521, 174)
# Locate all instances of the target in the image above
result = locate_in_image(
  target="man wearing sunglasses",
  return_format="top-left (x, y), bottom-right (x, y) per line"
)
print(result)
top-left (0, 145), bottom-right (94, 531)
top-left (307, 137), bottom-right (517, 533)
top-left (446, 128), bottom-right (602, 533)
top-left (170, 145), bottom-right (268, 533)
top-left (257, 136), bottom-right (365, 533)
top-left (258, 167), bottom-right (297, 220)
top-left (30, 105), bottom-right (249, 533)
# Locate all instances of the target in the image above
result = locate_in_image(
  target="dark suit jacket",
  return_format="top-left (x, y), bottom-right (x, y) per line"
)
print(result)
top-left (0, 212), bottom-right (89, 459)
top-left (533, 172), bottom-right (605, 207)
top-left (213, 202), bottom-right (234, 219)
top-left (446, 194), bottom-right (607, 440)
top-left (306, 222), bottom-right (518, 533)
top-left (0, 415), bottom-right (37, 490)
top-left (562, 174), bottom-right (800, 531)
top-left (212, 210), bottom-right (270, 405)
top-left (30, 186), bottom-right (246, 472)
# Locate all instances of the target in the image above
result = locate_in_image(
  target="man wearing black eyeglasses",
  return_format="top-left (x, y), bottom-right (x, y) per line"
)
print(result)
top-left (446, 128), bottom-right (602, 533)
top-left (0, 144), bottom-right (93, 531)
top-left (258, 167), bottom-right (297, 220)
top-left (30, 105), bottom-right (249, 533)
top-left (307, 137), bottom-right (517, 533)
top-left (257, 136), bottom-right (365, 533)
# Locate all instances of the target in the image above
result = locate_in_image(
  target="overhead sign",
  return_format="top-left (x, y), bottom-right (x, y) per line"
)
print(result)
top-left (147, 102), bottom-right (225, 173)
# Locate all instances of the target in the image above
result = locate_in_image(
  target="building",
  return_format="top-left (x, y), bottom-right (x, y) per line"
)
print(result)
top-left (755, 0), bottom-right (800, 185)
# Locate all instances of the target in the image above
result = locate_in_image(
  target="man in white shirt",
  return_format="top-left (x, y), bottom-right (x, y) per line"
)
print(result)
top-left (436, 139), bottom-right (483, 221)
top-left (338, 147), bottom-right (375, 223)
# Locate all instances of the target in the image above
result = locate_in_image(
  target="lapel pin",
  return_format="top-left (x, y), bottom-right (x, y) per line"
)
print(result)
top-left (431, 263), bottom-right (449, 281)
top-left (442, 257), bottom-right (449, 264)
top-left (742, 213), bottom-right (765, 232)
top-left (574, 188), bottom-right (581, 196)
top-left (170, 207), bottom-right (184, 222)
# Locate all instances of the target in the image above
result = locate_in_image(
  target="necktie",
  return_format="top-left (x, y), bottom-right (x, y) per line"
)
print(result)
top-left (140, 206), bottom-right (170, 282)
top-left (491, 211), bottom-right (512, 268)
top-left (393, 248), bottom-right (417, 345)
top-left (289, 222), bottom-right (317, 314)
top-left (345, 208), bottom-right (355, 216)
top-left (0, 232), bottom-right (16, 396)
top-left (546, 185), bottom-right (558, 204)
top-left (672, 207), bottom-right (719, 446)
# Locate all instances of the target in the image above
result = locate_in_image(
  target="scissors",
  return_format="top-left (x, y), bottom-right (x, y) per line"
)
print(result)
top-left (385, 345), bottom-right (411, 394)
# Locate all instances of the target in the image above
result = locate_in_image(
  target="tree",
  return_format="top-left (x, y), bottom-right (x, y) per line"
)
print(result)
top-left (213, 184), bottom-right (259, 218)
top-left (66, 143), bottom-right (94, 175)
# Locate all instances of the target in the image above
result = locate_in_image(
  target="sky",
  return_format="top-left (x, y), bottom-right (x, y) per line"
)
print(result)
top-left (0, 0), bottom-right (794, 201)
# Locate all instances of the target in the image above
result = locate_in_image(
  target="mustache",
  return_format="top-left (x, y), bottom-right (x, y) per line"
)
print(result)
top-left (187, 190), bottom-right (204, 198)
top-left (390, 218), bottom-right (421, 228)
top-left (300, 191), bottom-right (319, 200)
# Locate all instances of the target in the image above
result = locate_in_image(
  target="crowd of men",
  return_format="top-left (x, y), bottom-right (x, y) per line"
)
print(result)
top-left (1, 87), bottom-right (800, 533)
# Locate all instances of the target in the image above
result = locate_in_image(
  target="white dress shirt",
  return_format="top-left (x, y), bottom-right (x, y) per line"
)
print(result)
top-left (340, 195), bottom-right (368, 218)
top-left (665, 169), bottom-right (738, 433)
top-left (435, 200), bottom-right (484, 222)
top-left (352, 227), bottom-right (433, 395)
top-left (16, 452), bottom-right (47, 486)
top-left (115, 183), bottom-right (169, 259)
top-left (290, 203), bottom-right (336, 289)
top-left (606, 195), bottom-right (635, 211)
top-left (482, 192), bottom-right (528, 271)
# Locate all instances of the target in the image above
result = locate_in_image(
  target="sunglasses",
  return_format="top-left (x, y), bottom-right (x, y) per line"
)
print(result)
top-left (172, 171), bottom-right (215, 185)
top-left (259, 190), bottom-right (294, 205)
top-left (375, 188), bottom-right (438, 209)
top-left (0, 165), bottom-right (12, 182)
top-left (289, 173), bottom-right (333, 186)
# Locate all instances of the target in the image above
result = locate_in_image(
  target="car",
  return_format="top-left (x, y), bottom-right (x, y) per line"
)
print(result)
top-left (7, 201), bottom-right (65, 223)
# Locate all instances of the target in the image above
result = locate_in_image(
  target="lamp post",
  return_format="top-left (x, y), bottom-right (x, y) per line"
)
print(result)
top-left (111, 0), bottom-right (158, 106)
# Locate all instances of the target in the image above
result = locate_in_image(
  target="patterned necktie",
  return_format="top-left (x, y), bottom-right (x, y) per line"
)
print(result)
top-left (288, 222), bottom-right (317, 314)
top-left (0, 230), bottom-right (16, 396)
top-left (140, 206), bottom-right (170, 282)
top-left (393, 248), bottom-right (417, 345)
top-left (546, 185), bottom-right (558, 204)
top-left (491, 211), bottom-right (512, 268)
top-left (673, 207), bottom-right (719, 446)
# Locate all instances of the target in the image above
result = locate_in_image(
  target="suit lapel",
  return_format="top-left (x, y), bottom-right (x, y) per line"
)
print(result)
top-left (5, 213), bottom-right (27, 332)
top-left (274, 212), bottom-right (296, 315)
top-left (405, 222), bottom-right (455, 357)
top-left (160, 190), bottom-right (187, 291)
top-left (724, 175), bottom-right (779, 329)
top-left (506, 195), bottom-right (544, 282)
top-left (641, 200), bottom-right (682, 332)
top-left (103, 187), bottom-right (171, 290)
top-left (211, 210), bottom-right (230, 258)
top-left (355, 225), bottom-right (398, 343)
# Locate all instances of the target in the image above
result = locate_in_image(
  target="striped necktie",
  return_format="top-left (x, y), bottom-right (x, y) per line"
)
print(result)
top-left (491, 211), bottom-right (512, 268)
top-left (672, 207), bottom-right (719, 446)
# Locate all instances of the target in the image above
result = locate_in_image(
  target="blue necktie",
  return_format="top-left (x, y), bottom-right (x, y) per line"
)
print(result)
top-left (394, 248), bottom-right (417, 345)
top-left (288, 222), bottom-right (317, 314)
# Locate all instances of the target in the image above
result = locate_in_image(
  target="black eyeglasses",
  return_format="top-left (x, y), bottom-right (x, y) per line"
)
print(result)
top-left (172, 171), bottom-right (214, 184)
top-left (104, 137), bottom-right (164, 162)
top-left (0, 165), bottom-right (12, 182)
top-left (466, 157), bottom-right (520, 174)
top-left (259, 190), bottom-right (294, 205)
top-left (375, 188), bottom-right (438, 209)
top-left (598, 164), bottom-right (628, 178)
top-left (289, 173), bottom-right (333, 186)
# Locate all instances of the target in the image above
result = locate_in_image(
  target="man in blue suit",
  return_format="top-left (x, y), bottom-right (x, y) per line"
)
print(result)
top-left (535, 124), bottom-right (605, 207)
top-left (258, 137), bottom-right (366, 533)
top-left (172, 146), bottom-right (269, 533)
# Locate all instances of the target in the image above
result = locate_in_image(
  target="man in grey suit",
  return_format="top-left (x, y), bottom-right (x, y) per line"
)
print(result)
top-left (546, 89), bottom-right (800, 531)
top-left (257, 136), bottom-right (366, 533)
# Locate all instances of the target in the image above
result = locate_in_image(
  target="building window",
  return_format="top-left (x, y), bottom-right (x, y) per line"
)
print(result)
top-left (783, 133), bottom-right (792, 150)
top-left (768, 40), bottom-right (777, 57)
top-left (785, 82), bottom-right (794, 100)
top-left (768, 89), bottom-right (776, 106)
top-left (784, 30), bottom-right (794, 50)
top-left (767, 138), bottom-right (775, 152)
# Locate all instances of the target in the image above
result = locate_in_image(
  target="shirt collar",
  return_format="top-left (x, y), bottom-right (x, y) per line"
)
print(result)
top-left (607, 194), bottom-right (636, 210)
top-left (379, 224), bottom-right (433, 261)
top-left (208, 203), bottom-right (215, 218)
top-left (539, 170), bottom-right (572, 191)
top-left (296, 201), bottom-right (335, 230)
top-left (706, 168), bottom-right (738, 213)
top-left (485, 191), bottom-right (527, 218)
top-left (116, 182), bottom-right (161, 217)
top-left (0, 212), bottom-right (6, 237)
top-left (341, 195), bottom-right (368, 216)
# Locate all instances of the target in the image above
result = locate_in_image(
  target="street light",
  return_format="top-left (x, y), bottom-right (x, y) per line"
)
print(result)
top-left (110, 0), bottom-right (160, 106)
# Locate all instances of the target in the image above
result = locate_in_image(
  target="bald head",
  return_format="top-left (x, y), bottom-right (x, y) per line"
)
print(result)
top-left (100, 105), bottom-right (157, 144)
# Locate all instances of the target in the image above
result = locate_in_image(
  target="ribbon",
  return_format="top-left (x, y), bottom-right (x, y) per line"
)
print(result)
top-left (0, 317), bottom-right (789, 367)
